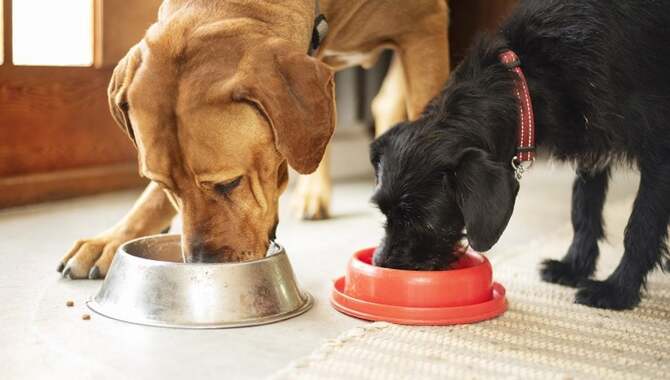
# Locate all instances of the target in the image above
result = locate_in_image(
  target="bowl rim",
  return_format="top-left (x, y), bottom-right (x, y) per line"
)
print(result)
top-left (118, 234), bottom-right (285, 268)
top-left (351, 246), bottom-right (489, 276)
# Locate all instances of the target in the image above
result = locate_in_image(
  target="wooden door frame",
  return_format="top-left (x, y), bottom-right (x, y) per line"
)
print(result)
top-left (2, 0), bottom-right (11, 66)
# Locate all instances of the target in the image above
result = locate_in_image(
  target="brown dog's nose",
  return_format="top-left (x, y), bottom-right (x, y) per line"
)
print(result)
top-left (185, 241), bottom-right (231, 263)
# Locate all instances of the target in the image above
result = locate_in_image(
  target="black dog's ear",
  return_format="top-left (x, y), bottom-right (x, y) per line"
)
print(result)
top-left (369, 136), bottom-right (386, 170)
top-left (456, 149), bottom-right (519, 252)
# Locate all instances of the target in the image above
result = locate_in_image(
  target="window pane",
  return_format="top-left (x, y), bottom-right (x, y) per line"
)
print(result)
top-left (13, 0), bottom-right (93, 66)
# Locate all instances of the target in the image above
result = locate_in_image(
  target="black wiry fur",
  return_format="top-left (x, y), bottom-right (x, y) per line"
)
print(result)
top-left (370, 0), bottom-right (670, 309)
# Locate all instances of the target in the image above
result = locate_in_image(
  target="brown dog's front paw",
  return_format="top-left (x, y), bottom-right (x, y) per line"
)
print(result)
top-left (294, 195), bottom-right (330, 220)
top-left (292, 174), bottom-right (331, 221)
top-left (58, 234), bottom-right (128, 280)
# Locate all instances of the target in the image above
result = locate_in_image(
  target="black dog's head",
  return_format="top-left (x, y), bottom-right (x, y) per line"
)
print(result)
top-left (370, 36), bottom-right (521, 270)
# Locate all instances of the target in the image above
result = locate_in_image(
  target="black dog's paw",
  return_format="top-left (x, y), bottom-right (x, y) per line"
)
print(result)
top-left (540, 259), bottom-right (588, 287)
top-left (575, 280), bottom-right (641, 310)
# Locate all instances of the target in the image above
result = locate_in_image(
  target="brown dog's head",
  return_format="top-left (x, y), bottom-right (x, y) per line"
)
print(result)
top-left (108, 25), bottom-right (335, 262)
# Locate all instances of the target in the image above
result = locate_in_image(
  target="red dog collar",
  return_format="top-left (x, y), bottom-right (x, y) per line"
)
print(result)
top-left (500, 50), bottom-right (535, 179)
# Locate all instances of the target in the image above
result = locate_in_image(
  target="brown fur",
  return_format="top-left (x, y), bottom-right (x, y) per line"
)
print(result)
top-left (59, 0), bottom-right (450, 278)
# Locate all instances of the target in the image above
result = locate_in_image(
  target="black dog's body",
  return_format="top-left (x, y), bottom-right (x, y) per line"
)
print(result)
top-left (371, 0), bottom-right (670, 309)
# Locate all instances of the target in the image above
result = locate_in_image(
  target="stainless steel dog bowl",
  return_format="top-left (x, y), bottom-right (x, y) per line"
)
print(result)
top-left (87, 234), bottom-right (312, 328)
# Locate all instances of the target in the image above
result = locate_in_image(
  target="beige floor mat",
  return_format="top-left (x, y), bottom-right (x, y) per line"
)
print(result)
top-left (271, 199), bottom-right (670, 380)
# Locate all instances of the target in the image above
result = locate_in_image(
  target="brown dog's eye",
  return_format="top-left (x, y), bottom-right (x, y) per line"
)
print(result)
top-left (214, 176), bottom-right (243, 195)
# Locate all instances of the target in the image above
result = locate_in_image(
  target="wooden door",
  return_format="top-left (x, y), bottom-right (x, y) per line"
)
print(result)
top-left (0, 0), bottom-right (159, 208)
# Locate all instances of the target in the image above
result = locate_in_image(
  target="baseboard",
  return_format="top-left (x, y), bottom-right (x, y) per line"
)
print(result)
top-left (0, 163), bottom-right (147, 209)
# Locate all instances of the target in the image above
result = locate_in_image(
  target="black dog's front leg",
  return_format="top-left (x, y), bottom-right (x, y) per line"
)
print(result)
top-left (576, 162), bottom-right (670, 310)
top-left (541, 168), bottom-right (609, 287)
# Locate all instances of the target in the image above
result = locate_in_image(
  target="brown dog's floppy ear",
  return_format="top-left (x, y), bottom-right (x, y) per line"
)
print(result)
top-left (108, 44), bottom-right (143, 145)
top-left (232, 39), bottom-right (336, 174)
top-left (456, 149), bottom-right (519, 252)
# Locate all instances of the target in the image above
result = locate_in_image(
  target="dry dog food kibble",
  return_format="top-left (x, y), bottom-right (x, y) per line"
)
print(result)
top-left (66, 300), bottom-right (74, 307)
top-left (81, 314), bottom-right (91, 320)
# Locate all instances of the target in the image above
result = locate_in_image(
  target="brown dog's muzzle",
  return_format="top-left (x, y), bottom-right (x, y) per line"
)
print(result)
top-left (182, 230), bottom-right (270, 263)
top-left (184, 238), bottom-right (236, 263)
top-left (183, 219), bottom-right (279, 263)
top-left (174, 179), bottom-right (278, 263)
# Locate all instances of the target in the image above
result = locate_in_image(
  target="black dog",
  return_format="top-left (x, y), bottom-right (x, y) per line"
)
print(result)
top-left (370, 0), bottom-right (670, 310)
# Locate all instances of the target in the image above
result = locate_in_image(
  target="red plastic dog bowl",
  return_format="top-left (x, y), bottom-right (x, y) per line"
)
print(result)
top-left (330, 247), bottom-right (507, 325)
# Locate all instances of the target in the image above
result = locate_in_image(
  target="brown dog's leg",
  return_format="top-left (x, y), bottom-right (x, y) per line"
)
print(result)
top-left (398, 12), bottom-right (450, 118)
top-left (371, 54), bottom-right (408, 136)
top-left (58, 182), bottom-right (177, 279)
top-left (292, 146), bottom-right (332, 220)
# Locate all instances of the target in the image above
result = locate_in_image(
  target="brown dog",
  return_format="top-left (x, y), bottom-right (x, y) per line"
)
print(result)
top-left (58, 0), bottom-right (450, 279)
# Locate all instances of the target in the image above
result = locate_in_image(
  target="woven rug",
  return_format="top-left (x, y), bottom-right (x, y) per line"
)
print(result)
top-left (271, 200), bottom-right (670, 380)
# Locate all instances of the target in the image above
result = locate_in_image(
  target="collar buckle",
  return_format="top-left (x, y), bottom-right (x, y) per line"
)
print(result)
top-left (511, 156), bottom-right (535, 181)
top-left (309, 1), bottom-right (328, 56)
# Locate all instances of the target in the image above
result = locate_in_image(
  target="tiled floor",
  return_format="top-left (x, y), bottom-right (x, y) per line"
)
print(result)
top-left (0, 162), bottom-right (640, 379)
